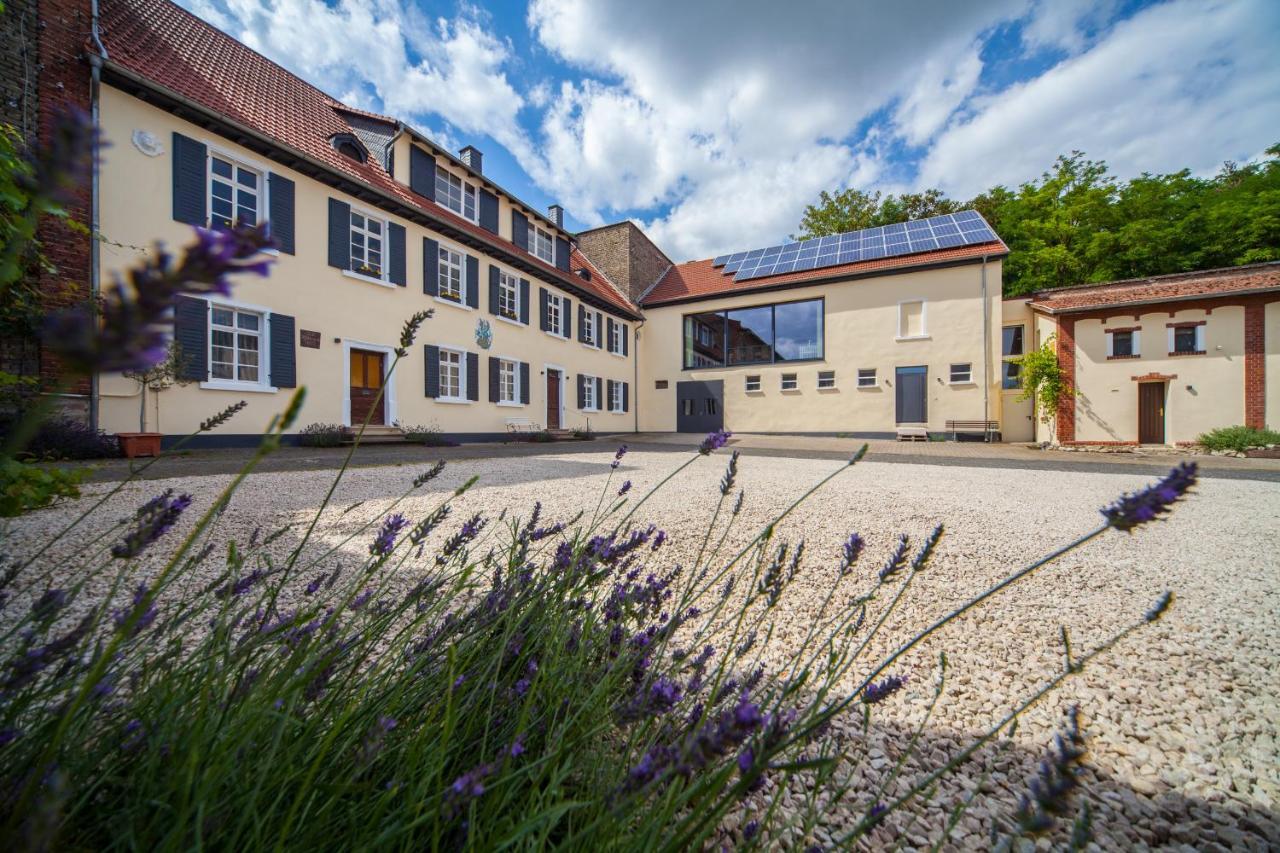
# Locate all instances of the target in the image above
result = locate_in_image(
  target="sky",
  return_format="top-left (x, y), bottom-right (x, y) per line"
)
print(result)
top-left (180, 0), bottom-right (1280, 261)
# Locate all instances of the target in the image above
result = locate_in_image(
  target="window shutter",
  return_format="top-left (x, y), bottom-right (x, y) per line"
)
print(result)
top-left (607, 379), bottom-right (615, 409)
top-left (1132, 330), bottom-right (1141, 355)
top-left (512, 211), bottom-right (529, 250)
top-left (172, 133), bottom-right (207, 225)
top-left (623, 381), bottom-right (630, 413)
top-left (606, 317), bottom-right (615, 352)
top-left (488, 265), bottom-right (500, 315)
top-left (1195, 326), bottom-right (1205, 351)
top-left (539, 288), bottom-right (549, 331)
top-left (267, 173), bottom-right (295, 254)
top-left (555, 236), bottom-right (571, 272)
top-left (622, 323), bottom-right (629, 356)
top-left (1106, 332), bottom-right (1114, 357)
top-left (577, 375), bottom-right (586, 409)
top-left (268, 312), bottom-right (296, 388)
top-left (563, 297), bottom-right (573, 340)
top-left (595, 377), bottom-right (603, 409)
top-left (423, 238), bottom-right (438, 296)
top-left (424, 345), bottom-right (440, 397)
top-left (520, 362), bottom-right (530, 405)
top-left (1167, 327), bottom-right (1174, 353)
top-left (388, 222), bottom-right (407, 286)
top-left (327, 198), bottom-right (351, 270)
top-left (466, 352), bottom-right (479, 402)
top-left (488, 356), bottom-right (500, 403)
top-left (465, 255), bottom-right (479, 308)
top-left (410, 147), bottom-right (435, 200)
top-left (519, 279), bottom-right (530, 325)
top-left (578, 304), bottom-right (587, 343)
top-left (479, 189), bottom-right (499, 234)
top-left (173, 296), bottom-right (208, 381)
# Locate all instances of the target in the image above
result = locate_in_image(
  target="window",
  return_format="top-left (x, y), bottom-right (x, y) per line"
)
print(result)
top-left (209, 305), bottom-right (262, 384)
top-left (209, 154), bottom-right (261, 229)
top-left (582, 310), bottom-right (598, 347)
top-left (349, 211), bottom-right (385, 279)
top-left (582, 374), bottom-right (597, 410)
top-left (609, 319), bottom-right (625, 354)
top-left (438, 349), bottom-right (463, 400)
top-left (529, 225), bottom-right (554, 264)
top-left (898, 300), bottom-right (926, 339)
top-left (609, 381), bottom-right (624, 413)
top-left (498, 359), bottom-right (518, 404)
top-left (1108, 329), bottom-right (1139, 358)
top-left (857, 368), bottom-right (877, 389)
top-left (1170, 324), bottom-right (1205, 355)
top-left (498, 272), bottom-right (520, 321)
top-left (435, 170), bottom-right (477, 222)
top-left (1002, 325), bottom-right (1024, 390)
top-left (745, 375), bottom-right (761, 393)
top-left (547, 293), bottom-right (566, 337)
top-left (781, 373), bottom-right (798, 391)
top-left (817, 370), bottom-right (836, 389)
top-left (683, 299), bottom-right (823, 368)
top-left (949, 363), bottom-right (972, 384)
top-left (438, 246), bottom-right (464, 303)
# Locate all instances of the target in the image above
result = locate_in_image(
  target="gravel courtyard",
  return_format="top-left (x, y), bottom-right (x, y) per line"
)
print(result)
top-left (5, 446), bottom-right (1277, 850)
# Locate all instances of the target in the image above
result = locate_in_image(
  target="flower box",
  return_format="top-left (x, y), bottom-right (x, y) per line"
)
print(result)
top-left (117, 432), bottom-right (162, 458)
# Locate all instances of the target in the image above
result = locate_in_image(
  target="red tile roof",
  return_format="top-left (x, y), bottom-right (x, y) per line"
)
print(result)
top-left (97, 0), bottom-right (638, 317)
top-left (643, 241), bottom-right (1007, 307)
top-left (1026, 262), bottom-right (1280, 313)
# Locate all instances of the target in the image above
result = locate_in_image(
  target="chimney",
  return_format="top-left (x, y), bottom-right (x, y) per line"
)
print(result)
top-left (547, 204), bottom-right (565, 229)
top-left (459, 145), bottom-right (483, 174)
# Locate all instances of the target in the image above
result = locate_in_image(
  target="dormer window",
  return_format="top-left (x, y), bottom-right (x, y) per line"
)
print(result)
top-left (436, 170), bottom-right (478, 223)
top-left (329, 133), bottom-right (368, 163)
top-left (529, 224), bottom-right (554, 264)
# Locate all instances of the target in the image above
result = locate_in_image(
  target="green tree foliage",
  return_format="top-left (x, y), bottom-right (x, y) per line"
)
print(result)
top-left (1013, 336), bottom-right (1073, 443)
top-left (795, 145), bottom-right (1280, 296)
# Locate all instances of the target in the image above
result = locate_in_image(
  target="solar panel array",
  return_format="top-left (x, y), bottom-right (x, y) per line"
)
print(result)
top-left (711, 210), bottom-right (998, 283)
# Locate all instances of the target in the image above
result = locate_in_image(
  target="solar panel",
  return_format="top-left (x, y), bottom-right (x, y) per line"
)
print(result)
top-left (728, 210), bottom-right (998, 282)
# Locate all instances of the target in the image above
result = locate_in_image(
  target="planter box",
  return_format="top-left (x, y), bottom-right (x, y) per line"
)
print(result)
top-left (117, 432), bottom-right (162, 458)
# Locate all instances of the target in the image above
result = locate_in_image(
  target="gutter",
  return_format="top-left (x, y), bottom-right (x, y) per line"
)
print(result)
top-left (980, 254), bottom-right (990, 441)
top-left (87, 0), bottom-right (108, 432)
top-left (632, 317), bottom-right (644, 434)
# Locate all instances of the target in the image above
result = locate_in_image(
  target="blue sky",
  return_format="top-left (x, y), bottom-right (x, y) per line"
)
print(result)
top-left (182, 0), bottom-right (1279, 260)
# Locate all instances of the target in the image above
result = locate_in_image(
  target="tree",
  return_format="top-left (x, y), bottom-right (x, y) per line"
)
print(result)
top-left (794, 188), bottom-right (884, 239)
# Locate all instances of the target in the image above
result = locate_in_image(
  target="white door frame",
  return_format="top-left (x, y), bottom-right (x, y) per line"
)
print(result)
top-left (544, 361), bottom-right (566, 429)
top-left (341, 339), bottom-right (398, 427)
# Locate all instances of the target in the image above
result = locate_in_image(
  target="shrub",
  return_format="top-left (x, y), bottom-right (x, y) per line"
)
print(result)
top-left (572, 428), bottom-right (594, 440)
top-left (401, 422), bottom-right (456, 447)
top-left (1197, 425), bottom-right (1280, 453)
top-left (0, 458), bottom-right (83, 516)
top-left (0, 414), bottom-right (121, 460)
top-left (297, 422), bottom-right (347, 447)
top-left (530, 430), bottom-right (556, 442)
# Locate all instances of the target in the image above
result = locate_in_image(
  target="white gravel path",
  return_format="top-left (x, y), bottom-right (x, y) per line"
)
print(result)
top-left (4, 448), bottom-right (1278, 850)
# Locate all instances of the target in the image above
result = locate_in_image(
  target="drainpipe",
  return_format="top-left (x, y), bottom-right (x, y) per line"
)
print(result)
top-left (632, 318), bottom-right (644, 434)
top-left (87, 0), bottom-right (108, 432)
top-left (980, 254), bottom-right (990, 442)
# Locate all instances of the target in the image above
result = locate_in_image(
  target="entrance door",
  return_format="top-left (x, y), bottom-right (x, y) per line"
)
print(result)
top-left (676, 380), bottom-right (724, 433)
top-left (349, 349), bottom-right (386, 426)
top-left (895, 366), bottom-right (927, 424)
top-left (1138, 382), bottom-right (1165, 444)
top-left (546, 368), bottom-right (561, 429)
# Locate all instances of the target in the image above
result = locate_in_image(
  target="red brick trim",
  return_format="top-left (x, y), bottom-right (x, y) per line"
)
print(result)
top-left (1106, 354), bottom-right (1140, 360)
top-left (1166, 320), bottom-right (1206, 328)
top-left (1056, 317), bottom-right (1076, 443)
top-left (1105, 325), bottom-right (1141, 333)
top-left (1131, 372), bottom-right (1176, 382)
top-left (1168, 350), bottom-right (1206, 357)
top-left (1244, 302), bottom-right (1265, 429)
top-left (1062, 441), bottom-right (1139, 447)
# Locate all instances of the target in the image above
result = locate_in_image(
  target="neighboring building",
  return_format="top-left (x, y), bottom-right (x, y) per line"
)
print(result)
top-left (1006, 263), bottom-right (1280, 445)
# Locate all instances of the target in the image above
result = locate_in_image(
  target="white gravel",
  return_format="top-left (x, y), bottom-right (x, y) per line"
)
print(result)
top-left (4, 447), bottom-right (1278, 850)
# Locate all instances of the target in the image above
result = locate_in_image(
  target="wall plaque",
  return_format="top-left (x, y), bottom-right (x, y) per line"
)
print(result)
top-left (300, 329), bottom-right (321, 349)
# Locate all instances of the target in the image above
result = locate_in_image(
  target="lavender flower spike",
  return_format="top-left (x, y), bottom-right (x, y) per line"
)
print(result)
top-left (838, 532), bottom-right (865, 575)
top-left (698, 429), bottom-right (732, 455)
top-left (612, 444), bottom-right (628, 469)
top-left (1100, 462), bottom-right (1197, 532)
top-left (617, 480), bottom-right (632, 497)
top-left (112, 490), bottom-right (193, 559)
top-left (862, 674), bottom-right (908, 704)
top-left (370, 513), bottom-right (410, 557)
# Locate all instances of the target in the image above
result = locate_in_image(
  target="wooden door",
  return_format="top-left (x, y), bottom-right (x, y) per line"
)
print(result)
top-left (350, 349), bottom-right (386, 426)
top-left (546, 369), bottom-right (561, 429)
top-left (1138, 382), bottom-right (1165, 444)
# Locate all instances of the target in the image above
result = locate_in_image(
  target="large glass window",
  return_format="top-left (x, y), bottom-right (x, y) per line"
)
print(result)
top-left (683, 299), bottom-right (823, 369)
top-left (726, 305), bottom-right (774, 365)
top-left (774, 300), bottom-right (824, 361)
top-left (683, 312), bottom-right (725, 367)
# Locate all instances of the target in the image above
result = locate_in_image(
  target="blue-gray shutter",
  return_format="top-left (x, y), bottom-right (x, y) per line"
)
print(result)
top-left (577, 375), bottom-right (586, 409)
top-left (488, 356), bottom-right (500, 403)
top-left (424, 345), bottom-right (440, 397)
top-left (172, 133), bottom-right (207, 226)
top-left (479, 189), bottom-right (499, 234)
top-left (268, 173), bottom-right (295, 254)
top-left (466, 351), bottom-right (479, 402)
top-left (607, 379), bottom-right (616, 410)
top-left (606, 316), bottom-right (616, 352)
top-left (173, 296), bottom-right (208, 381)
top-left (622, 323), bottom-right (629, 356)
top-left (563, 297), bottom-right (572, 340)
top-left (488, 265), bottom-right (500, 315)
top-left (465, 255), bottom-right (479, 309)
top-left (423, 238), bottom-right (438, 296)
top-left (410, 147), bottom-right (435, 200)
top-left (539, 288), bottom-right (549, 332)
top-left (520, 361), bottom-right (530, 405)
top-left (578, 304), bottom-right (587, 343)
top-left (555, 236), bottom-right (571, 272)
top-left (512, 211), bottom-right (529, 250)
top-left (268, 312), bottom-right (296, 388)
top-left (595, 377), bottom-right (603, 409)
top-left (519, 279), bottom-right (530, 325)
top-left (623, 381), bottom-right (629, 412)
top-left (327, 199), bottom-right (351, 269)
top-left (388, 223), bottom-right (406, 286)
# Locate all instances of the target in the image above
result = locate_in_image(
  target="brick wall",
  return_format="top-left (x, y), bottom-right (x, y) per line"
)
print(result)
top-left (1244, 301), bottom-right (1265, 429)
top-left (1054, 316), bottom-right (1076, 442)
top-left (576, 222), bottom-right (672, 305)
top-left (0, 0), bottom-right (39, 140)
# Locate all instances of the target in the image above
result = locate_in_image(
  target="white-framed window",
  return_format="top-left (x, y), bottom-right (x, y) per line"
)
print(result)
top-left (438, 348), bottom-right (464, 401)
top-left (583, 310), bottom-right (598, 347)
top-left (498, 272), bottom-right (520, 321)
top-left (949, 363), bottom-right (973, 384)
top-left (530, 224), bottom-right (554, 264)
top-left (582, 374), bottom-right (598, 411)
top-left (897, 300), bottom-right (926, 339)
top-left (817, 370), bottom-right (836, 389)
top-left (609, 319), bottom-right (624, 354)
top-left (547, 293), bottom-right (567, 338)
top-left (209, 304), bottom-right (263, 384)
top-left (857, 368), bottom-right (877, 388)
top-left (436, 169), bottom-right (477, 222)
top-left (438, 246), bottom-right (464, 303)
top-left (1002, 325), bottom-right (1024, 389)
top-left (1106, 329), bottom-right (1140, 358)
top-left (349, 210), bottom-right (385, 279)
top-left (209, 153), bottom-right (262, 229)
top-left (1169, 324), bottom-right (1205, 355)
top-left (781, 373), bottom-right (798, 391)
top-left (609, 381), bottom-right (624, 413)
top-left (745, 375), bottom-right (761, 393)
top-left (498, 358), bottom-right (519, 404)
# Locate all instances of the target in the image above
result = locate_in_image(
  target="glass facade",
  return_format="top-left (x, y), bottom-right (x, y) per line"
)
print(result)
top-left (683, 298), bottom-right (823, 368)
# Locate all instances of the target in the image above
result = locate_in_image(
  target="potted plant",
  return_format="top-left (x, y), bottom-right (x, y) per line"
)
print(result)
top-left (117, 342), bottom-right (191, 458)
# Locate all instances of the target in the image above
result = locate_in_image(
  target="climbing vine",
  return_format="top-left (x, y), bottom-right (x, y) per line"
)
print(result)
top-left (1014, 335), bottom-right (1074, 442)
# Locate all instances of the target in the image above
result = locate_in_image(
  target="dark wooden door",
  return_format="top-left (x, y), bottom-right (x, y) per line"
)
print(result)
top-left (895, 366), bottom-right (928, 424)
top-left (546, 369), bottom-right (561, 429)
top-left (675, 380), bottom-right (724, 433)
top-left (1138, 382), bottom-right (1165, 444)
top-left (350, 349), bottom-right (385, 426)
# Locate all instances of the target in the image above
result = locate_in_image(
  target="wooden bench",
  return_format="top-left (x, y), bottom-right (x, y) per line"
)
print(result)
top-left (505, 417), bottom-right (541, 439)
top-left (945, 420), bottom-right (1000, 441)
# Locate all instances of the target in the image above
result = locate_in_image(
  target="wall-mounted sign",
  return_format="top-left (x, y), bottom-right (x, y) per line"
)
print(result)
top-left (300, 329), bottom-right (321, 349)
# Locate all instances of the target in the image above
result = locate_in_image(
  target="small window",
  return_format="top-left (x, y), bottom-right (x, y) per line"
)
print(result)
top-left (609, 320), bottom-right (625, 354)
top-left (349, 211), bottom-right (385, 279)
top-left (1170, 325), bottom-right (1204, 355)
top-left (1109, 330), bottom-right (1138, 358)
top-left (1002, 324), bottom-right (1025, 390)
top-left (435, 170), bottom-right (477, 222)
top-left (330, 133), bottom-right (367, 163)
top-left (781, 373), bottom-right (798, 391)
top-left (610, 382), bottom-right (624, 413)
top-left (437, 246), bottom-right (465, 303)
top-left (529, 224), bottom-right (554, 264)
top-left (857, 368), bottom-right (877, 388)
top-left (209, 305), bottom-right (262, 384)
top-left (497, 272), bottom-right (520, 321)
top-left (745, 375), bottom-right (761, 393)
top-left (438, 348), bottom-right (464, 400)
top-left (898, 300), bottom-right (925, 338)
top-left (209, 153), bottom-right (261, 229)
top-left (582, 375), bottom-right (597, 411)
top-left (817, 370), bottom-right (836, 389)
top-left (949, 363), bottom-right (972, 384)
top-left (498, 359), bottom-right (518, 404)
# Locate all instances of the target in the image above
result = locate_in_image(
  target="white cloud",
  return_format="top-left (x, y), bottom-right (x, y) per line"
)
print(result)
top-left (1021, 0), bottom-right (1119, 54)
top-left (891, 46), bottom-right (984, 146)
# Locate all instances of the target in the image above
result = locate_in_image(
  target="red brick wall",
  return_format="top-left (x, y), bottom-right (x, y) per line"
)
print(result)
top-left (1244, 301), bottom-right (1265, 429)
top-left (1055, 316), bottom-right (1076, 442)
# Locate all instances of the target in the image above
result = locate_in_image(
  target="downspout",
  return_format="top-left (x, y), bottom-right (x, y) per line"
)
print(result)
top-left (632, 318), bottom-right (645, 434)
top-left (88, 0), bottom-right (108, 432)
top-left (980, 255), bottom-right (990, 441)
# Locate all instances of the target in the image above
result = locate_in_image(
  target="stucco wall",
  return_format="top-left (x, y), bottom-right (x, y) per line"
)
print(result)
top-left (636, 260), bottom-right (1006, 435)
top-left (96, 85), bottom-right (635, 439)
top-left (999, 298), bottom-right (1036, 442)
top-left (1267, 301), bottom-right (1280, 432)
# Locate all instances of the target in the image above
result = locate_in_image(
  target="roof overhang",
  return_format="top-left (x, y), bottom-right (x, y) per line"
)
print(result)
top-left (1028, 284), bottom-right (1280, 315)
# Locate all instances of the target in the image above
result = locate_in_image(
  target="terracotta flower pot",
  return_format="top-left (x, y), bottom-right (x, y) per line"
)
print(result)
top-left (117, 432), bottom-right (163, 458)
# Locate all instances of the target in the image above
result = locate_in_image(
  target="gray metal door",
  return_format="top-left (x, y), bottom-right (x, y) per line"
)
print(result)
top-left (895, 366), bottom-right (927, 424)
top-left (676, 380), bottom-right (724, 433)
